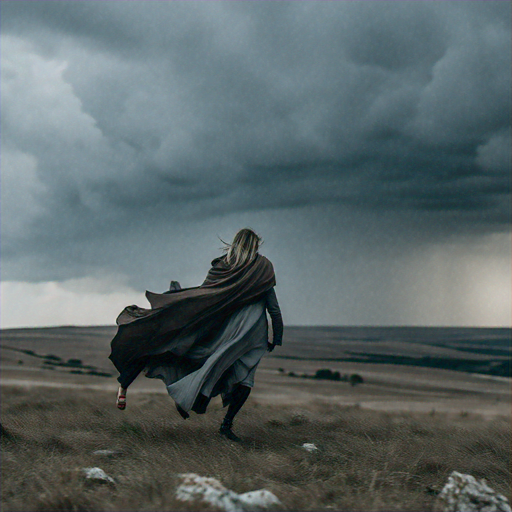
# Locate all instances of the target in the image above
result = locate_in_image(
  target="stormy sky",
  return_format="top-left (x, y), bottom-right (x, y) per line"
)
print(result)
top-left (1, 1), bottom-right (510, 328)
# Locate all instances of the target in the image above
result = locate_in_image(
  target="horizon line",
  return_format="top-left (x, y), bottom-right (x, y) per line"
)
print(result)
top-left (1, 323), bottom-right (511, 331)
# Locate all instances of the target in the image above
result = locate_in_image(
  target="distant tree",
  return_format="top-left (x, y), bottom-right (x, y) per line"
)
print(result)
top-left (314, 369), bottom-right (333, 380)
top-left (45, 354), bottom-right (61, 361)
top-left (314, 369), bottom-right (342, 381)
top-left (87, 371), bottom-right (114, 378)
top-left (349, 374), bottom-right (364, 386)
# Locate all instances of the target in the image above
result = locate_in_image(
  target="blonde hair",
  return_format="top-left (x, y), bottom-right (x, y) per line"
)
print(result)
top-left (222, 228), bottom-right (262, 267)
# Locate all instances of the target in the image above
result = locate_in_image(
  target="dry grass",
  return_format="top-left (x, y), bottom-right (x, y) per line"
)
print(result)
top-left (1, 385), bottom-right (510, 512)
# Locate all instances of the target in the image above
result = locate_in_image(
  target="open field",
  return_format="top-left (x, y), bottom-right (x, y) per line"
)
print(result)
top-left (2, 387), bottom-right (510, 512)
top-left (1, 325), bottom-right (511, 511)
top-left (1, 325), bottom-right (510, 416)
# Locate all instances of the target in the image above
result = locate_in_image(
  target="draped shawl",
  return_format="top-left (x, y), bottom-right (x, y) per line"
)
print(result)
top-left (109, 254), bottom-right (276, 385)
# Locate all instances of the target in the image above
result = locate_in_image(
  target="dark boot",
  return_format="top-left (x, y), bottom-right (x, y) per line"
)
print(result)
top-left (219, 417), bottom-right (241, 442)
top-left (219, 385), bottom-right (251, 442)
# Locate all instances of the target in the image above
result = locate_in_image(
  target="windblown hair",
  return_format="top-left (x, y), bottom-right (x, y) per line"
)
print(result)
top-left (222, 228), bottom-right (262, 267)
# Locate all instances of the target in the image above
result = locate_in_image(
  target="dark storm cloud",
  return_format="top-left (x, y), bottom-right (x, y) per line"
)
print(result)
top-left (1, 1), bottom-right (510, 283)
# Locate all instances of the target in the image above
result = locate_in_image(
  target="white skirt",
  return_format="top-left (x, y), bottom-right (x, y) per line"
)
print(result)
top-left (144, 300), bottom-right (268, 412)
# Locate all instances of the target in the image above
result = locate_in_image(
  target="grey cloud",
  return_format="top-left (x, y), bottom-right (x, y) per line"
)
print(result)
top-left (1, 1), bottom-right (510, 285)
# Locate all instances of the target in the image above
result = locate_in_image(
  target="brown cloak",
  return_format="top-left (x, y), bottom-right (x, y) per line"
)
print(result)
top-left (109, 254), bottom-right (276, 387)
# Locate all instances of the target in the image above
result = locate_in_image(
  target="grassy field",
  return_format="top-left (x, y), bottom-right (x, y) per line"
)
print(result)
top-left (1, 385), bottom-right (510, 512)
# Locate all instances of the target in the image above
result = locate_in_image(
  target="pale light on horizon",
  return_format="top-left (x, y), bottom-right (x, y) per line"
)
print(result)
top-left (1, 263), bottom-right (510, 329)
top-left (0, 278), bottom-right (146, 329)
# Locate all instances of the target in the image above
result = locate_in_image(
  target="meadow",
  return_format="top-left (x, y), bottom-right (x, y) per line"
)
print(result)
top-left (1, 325), bottom-right (510, 511)
top-left (2, 386), bottom-right (510, 512)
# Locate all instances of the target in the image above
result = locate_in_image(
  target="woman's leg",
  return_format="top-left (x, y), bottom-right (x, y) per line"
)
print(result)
top-left (116, 386), bottom-right (127, 410)
top-left (116, 358), bottom-right (147, 409)
top-left (220, 384), bottom-right (251, 441)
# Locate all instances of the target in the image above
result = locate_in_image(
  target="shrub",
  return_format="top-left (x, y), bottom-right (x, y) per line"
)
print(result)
top-left (349, 373), bottom-right (364, 386)
top-left (314, 369), bottom-right (341, 381)
top-left (45, 354), bottom-right (62, 362)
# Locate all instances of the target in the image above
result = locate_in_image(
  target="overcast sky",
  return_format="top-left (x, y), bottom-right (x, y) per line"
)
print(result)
top-left (1, 1), bottom-right (511, 328)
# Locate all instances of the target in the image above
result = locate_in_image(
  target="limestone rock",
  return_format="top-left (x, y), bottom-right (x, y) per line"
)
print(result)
top-left (238, 490), bottom-right (281, 509)
top-left (436, 471), bottom-right (511, 512)
top-left (176, 473), bottom-right (280, 511)
top-left (92, 449), bottom-right (121, 457)
top-left (82, 467), bottom-right (115, 485)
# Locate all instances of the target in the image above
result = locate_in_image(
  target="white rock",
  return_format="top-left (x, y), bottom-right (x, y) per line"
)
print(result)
top-left (82, 467), bottom-right (115, 485)
top-left (436, 471), bottom-right (511, 512)
top-left (92, 449), bottom-right (120, 457)
top-left (176, 473), bottom-right (280, 512)
top-left (239, 490), bottom-right (281, 509)
top-left (302, 443), bottom-right (318, 452)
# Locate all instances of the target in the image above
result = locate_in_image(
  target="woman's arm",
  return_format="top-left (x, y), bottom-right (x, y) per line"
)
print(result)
top-left (265, 288), bottom-right (283, 350)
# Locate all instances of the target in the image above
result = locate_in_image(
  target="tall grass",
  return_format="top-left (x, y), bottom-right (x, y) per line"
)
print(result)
top-left (1, 386), bottom-right (510, 512)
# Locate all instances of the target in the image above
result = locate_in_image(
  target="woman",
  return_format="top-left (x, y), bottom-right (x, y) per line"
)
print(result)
top-left (109, 228), bottom-right (283, 441)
